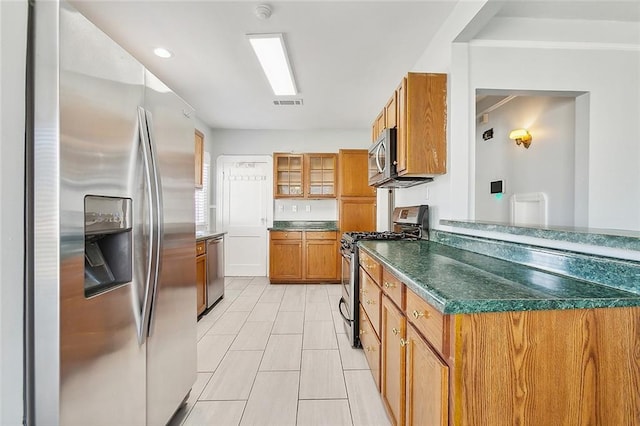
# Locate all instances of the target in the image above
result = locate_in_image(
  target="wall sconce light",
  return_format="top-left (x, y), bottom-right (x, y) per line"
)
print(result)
top-left (509, 128), bottom-right (532, 149)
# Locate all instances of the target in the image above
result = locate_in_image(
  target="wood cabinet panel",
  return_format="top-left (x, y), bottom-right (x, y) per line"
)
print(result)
top-left (196, 254), bottom-right (206, 316)
top-left (270, 231), bottom-right (303, 240)
top-left (360, 267), bottom-right (381, 337)
top-left (375, 110), bottom-right (385, 140)
top-left (339, 198), bottom-right (376, 233)
top-left (274, 153), bottom-right (304, 198)
top-left (305, 239), bottom-right (338, 280)
top-left (382, 269), bottom-right (404, 311)
top-left (406, 324), bottom-right (448, 426)
top-left (196, 240), bottom-right (206, 256)
top-left (360, 305), bottom-right (381, 391)
top-left (305, 153), bottom-right (337, 198)
top-left (195, 130), bottom-right (204, 188)
top-left (359, 250), bottom-right (381, 285)
top-left (338, 149), bottom-right (376, 198)
top-left (406, 287), bottom-right (447, 356)
top-left (396, 73), bottom-right (447, 177)
top-left (274, 153), bottom-right (337, 199)
top-left (385, 92), bottom-right (397, 129)
top-left (305, 231), bottom-right (337, 240)
top-left (381, 295), bottom-right (406, 426)
top-left (269, 240), bottom-right (303, 281)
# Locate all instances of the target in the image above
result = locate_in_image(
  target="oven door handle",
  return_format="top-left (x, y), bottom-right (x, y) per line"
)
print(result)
top-left (338, 297), bottom-right (352, 323)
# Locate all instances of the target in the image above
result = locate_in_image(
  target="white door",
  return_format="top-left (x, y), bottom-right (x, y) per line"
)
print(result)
top-left (217, 156), bottom-right (272, 276)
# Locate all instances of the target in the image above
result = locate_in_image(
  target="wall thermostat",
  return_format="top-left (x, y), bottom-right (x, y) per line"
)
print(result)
top-left (490, 180), bottom-right (504, 194)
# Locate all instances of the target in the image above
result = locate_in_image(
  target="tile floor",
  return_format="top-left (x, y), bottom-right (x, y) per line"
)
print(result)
top-left (169, 276), bottom-right (391, 426)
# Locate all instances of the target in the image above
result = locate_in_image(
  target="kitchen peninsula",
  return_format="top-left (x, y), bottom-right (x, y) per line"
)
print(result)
top-left (356, 231), bottom-right (640, 425)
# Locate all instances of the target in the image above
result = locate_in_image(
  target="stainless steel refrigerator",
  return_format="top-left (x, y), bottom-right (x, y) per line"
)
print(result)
top-left (26, 1), bottom-right (197, 424)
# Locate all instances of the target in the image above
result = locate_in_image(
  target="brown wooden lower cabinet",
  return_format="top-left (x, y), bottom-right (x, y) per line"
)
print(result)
top-left (359, 304), bottom-right (381, 391)
top-left (359, 253), bottom-right (640, 426)
top-left (269, 230), bottom-right (339, 283)
top-left (195, 242), bottom-right (207, 316)
top-left (405, 323), bottom-right (448, 426)
top-left (381, 295), bottom-right (406, 426)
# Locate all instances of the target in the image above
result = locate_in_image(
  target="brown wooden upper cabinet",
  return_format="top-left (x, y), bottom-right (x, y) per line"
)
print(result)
top-left (194, 129), bottom-right (204, 188)
top-left (371, 72), bottom-right (447, 177)
top-left (274, 153), bottom-right (337, 199)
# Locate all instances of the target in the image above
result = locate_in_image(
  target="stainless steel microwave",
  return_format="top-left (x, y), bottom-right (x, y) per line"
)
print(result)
top-left (368, 128), bottom-right (396, 187)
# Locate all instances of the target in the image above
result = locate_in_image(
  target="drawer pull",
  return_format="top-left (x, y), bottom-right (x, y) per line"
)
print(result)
top-left (383, 281), bottom-right (396, 289)
top-left (400, 338), bottom-right (409, 347)
top-left (392, 327), bottom-right (399, 336)
top-left (359, 329), bottom-right (366, 336)
top-left (366, 299), bottom-right (375, 305)
top-left (365, 346), bottom-right (374, 352)
top-left (412, 310), bottom-right (427, 320)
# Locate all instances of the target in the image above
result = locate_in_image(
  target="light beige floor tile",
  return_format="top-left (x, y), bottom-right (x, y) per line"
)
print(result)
top-left (226, 279), bottom-right (251, 291)
top-left (299, 350), bottom-right (347, 399)
top-left (247, 303), bottom-right (280, 322)
top-left (272, 311), bottom-right (304, 334)
top-left (326, 284), bottom-right (343, 296)
top-left (223, 289), bottom-right (243, 302)
top-left (240, 371), bottom-right (299, 426)
top-left (230, 321), bottom-right (273, 350)
top-left (337, 332), bottom-right (369, 370)
top-left (196, 317), bottom-right (216, 341)
top-left (258, 287), bottom-right (285, 303)
top-left (183, 400), bottom-right (246, 426)
top-left (260, 334), bottom-right (302, 371)
top-left (226, 295), bottom-right (260, 312)
top-left (303, 321), bottom-right (338, 350)
top-left (280, 286), bottom-right (306, 311)
top-left (200, 350), bottom-right (263, 400)
top-left (296, 399), bottom-right (353, 426)
top-left (240, 285), bottom-right (267, 297)
top-left (304, 301), bottom-right (333, 321)
top-left (168, 371), bottom-right (212, 424)
top-left (249, 276), bottom-right (270, 286)
top-left (206, 310), bottom-right (250, 335)
top-left (332, 310), bottom-right (347, 335)
top-left (306, 285), bottom-right (329, 303)
top-left (344, 370), bottom-right (391, 426)
top-left (197, 334), bottom-right (236, 372)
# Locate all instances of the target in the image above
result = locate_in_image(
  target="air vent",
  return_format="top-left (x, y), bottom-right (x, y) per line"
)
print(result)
top-left (273, 99), bottom-right (303, 106)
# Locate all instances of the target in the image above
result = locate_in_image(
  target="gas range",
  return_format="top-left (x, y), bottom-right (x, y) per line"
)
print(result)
top-left (338, 205), bottom-right (429, 348)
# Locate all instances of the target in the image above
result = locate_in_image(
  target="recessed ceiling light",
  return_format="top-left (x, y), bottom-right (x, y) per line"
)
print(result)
top-left (153, 47), bottom-right (173, 59)
top-left (247, 33), bottom-right (297, 96)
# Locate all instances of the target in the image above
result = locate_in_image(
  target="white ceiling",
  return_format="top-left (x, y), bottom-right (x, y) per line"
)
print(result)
top-left (70, 1), bottom-right (456, 130)
top-left (69, 1), bottom-right (639, 131)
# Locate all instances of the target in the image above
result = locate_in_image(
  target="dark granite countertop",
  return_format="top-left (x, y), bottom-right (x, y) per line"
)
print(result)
top-left (358, 240), bottom-right (640, 315)
top-left (196, 231), bottom-right (226, 242)
top-left (269, 221), bottom-right (339, 231)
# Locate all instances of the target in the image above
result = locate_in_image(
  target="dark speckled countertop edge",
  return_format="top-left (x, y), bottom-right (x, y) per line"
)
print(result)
top-left (196, 231), bottom-right (226, 242)
top-left (358, 241), bottom-right (640, 315)
top-left (269, 221), bottom-right (339, 231)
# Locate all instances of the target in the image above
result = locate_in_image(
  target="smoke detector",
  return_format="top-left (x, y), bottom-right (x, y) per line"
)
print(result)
top-left (255, 4), bottom-right (272, 20)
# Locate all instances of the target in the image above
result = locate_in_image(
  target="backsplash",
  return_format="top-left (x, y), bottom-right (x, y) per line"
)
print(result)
top-left (432, 230), bottom-right (640, 295)
top-left (274, 199), bottom-right (338, 221)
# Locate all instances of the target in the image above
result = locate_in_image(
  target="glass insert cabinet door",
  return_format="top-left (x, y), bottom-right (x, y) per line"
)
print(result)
top-left (273, 153), bottom-right (337, 198)
top-left (274, 154), bottom-right (304, 197)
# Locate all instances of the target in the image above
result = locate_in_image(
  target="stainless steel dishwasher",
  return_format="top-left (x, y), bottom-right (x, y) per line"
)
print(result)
top-left (206, 236), bottom-right (224, 308)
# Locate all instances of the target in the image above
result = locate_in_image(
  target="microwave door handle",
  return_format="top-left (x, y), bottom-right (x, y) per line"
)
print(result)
top-left (375, 142), bottom-right (384, 173)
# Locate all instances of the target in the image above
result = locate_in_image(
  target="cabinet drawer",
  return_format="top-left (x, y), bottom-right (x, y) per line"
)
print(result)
top-left (359, 250), bottom-right (381, 285)
top-left (382, 269), bottom-right (404, 310)
top-left (270, 231), bottom-right (302, 240)
top-left (359, 305), bottom-right (381, 391)
top-left (406, 288), bottom-right (446, 355)
top-left (305, 231), bottom-right (337, 240)
top-left (360, 267), bottom-right (381, 337)
top-left (196, 241), bottom-right (206, 256)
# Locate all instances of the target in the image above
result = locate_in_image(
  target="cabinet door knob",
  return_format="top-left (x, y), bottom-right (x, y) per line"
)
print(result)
top-left (400, 338), bottom-right (409, 347)
top-left (392, 327), bottom-right (399, 336)
top-left (365, 346), bottom-right (374, 352)
top-left (412, 310), bottom-right (426, 319)
top-left (359, 329), bottom-right (366, 336)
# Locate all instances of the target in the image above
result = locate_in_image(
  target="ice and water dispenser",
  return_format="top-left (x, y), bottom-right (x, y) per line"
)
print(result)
top-left (84, 196), bottom-right (133, 297)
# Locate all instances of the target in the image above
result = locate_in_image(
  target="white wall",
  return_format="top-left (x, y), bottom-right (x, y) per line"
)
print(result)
top-left (0, 1), bottom-right (27, 424)
top-left (274, 199), bottom-right (338, 221)
top-left (475, 95), bottom-right (576, 227)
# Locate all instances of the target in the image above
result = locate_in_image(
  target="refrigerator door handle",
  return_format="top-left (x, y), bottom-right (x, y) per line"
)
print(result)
top-left (144, 109), bottom-right (164, 337)
top-left (137, 106), bottom-right (158, 344)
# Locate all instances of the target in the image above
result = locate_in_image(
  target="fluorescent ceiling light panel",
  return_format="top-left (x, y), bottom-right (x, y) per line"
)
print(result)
top-left (247, 33), bottom-right (297, 96)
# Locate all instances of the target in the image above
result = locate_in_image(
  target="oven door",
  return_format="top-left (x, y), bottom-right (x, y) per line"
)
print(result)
top-left (338, 251), bottom-right (360, 347)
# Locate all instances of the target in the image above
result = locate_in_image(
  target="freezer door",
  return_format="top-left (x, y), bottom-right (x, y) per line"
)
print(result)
top-left (53, 3), bottom-right (147, 425)
top-left (143, 70), bottom-right (197, 426)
